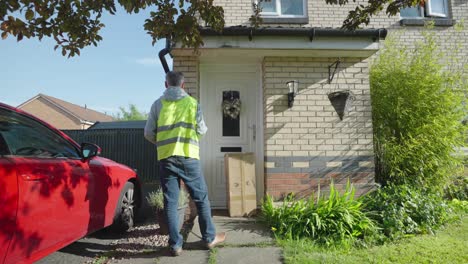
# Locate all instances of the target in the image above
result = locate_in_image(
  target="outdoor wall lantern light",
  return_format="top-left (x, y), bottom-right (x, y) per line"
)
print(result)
top-left (287, 80), bottom-right (299, 108)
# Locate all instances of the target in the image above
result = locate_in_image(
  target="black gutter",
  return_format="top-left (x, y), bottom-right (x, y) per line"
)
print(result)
top-left (159, 37), bottom-right (172, 73)
top-left (199, 27), bottom-right (387, 41)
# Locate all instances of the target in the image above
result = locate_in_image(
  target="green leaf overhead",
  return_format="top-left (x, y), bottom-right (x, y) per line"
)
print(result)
top-left (0, 0), bottom-right (224, 57)
top-left (1, 0), bottom-right (426, 57)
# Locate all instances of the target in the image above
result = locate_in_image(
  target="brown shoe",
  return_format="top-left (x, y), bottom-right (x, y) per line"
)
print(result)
top-left (206, 232), bottom-right (226, 249)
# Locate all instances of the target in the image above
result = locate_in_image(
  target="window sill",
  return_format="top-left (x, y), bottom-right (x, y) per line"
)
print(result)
top-left (261, 17), bottom-right (309, 24)
top-left (400, 18), bottom-right (456, 27)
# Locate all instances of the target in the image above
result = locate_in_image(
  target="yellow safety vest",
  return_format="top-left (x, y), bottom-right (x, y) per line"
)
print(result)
top-left (156, 96), bottom-right (200, 160)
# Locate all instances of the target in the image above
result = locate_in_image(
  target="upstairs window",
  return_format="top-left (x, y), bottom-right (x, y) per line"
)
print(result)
top-left (257, 0), bottom-right (307, 17)
top-left (400, 0), bottom-right (449, 18)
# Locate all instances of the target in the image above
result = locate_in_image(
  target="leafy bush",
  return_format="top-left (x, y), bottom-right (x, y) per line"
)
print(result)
top-left (444, 175), bottom-right (468, 201)
top-left (448, 199), bottom-right (468, 215)
top-left (146, 187), bottom-right (189, 210)
top-left (444, 157), bottom-right (468, 200)
top-left (362, 184), bottom-right (450, 240)
top-left (370, 29), bottom-right (467, 191)
top-left (262, 182), bottom-right (378, 246)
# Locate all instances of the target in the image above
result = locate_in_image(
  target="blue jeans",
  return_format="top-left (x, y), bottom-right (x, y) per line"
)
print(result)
top-left (159, 156), bottom-right (216, 250)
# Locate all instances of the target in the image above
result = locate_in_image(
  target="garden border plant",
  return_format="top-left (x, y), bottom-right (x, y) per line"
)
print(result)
top-left (370, 23), bottom-right (467, 192)
top-left (261, 182), bottom-right (378, 248)
top-left (146, 187), bottom-right (189, 234)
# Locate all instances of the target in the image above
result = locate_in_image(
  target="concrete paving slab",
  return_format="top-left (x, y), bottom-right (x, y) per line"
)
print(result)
top-left (186, 216), bottom-right (274, 246)
top-left (110, 254), bottom-right (159, 264)
top-left (109, 250), bottom-right (210, 264)
top-left (217, 247), bottom-right (283, 264)
top-left (155, 250), bottom-right (209, 264)
top-left (108, 248), bottom-right (209, 264)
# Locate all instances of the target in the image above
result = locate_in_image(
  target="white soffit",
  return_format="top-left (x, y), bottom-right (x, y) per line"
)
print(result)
top-left (173, 35), bottom-right (381, 58)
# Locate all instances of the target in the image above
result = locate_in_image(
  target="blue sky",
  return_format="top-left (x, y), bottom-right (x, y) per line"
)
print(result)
top-left (0, 8), bottom-right (171, 116)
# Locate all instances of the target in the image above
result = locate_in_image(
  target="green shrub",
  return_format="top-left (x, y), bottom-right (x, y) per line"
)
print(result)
top-left (444, 157), bottom-right (468, 200)
top-left (262, 182), bottom-right (378, 246)
top-left (444, 175), bottom-right (468, 201)
top-left (448, 199), bottom-right (468, 215)
top-left (370, 28), bottom-right (467, 191)
top-left (362, 184), bottom-right (450, 241)
top-left (146, 187), bottom-right (189, 209)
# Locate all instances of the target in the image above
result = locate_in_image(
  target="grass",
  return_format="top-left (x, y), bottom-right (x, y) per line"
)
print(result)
top-left (208, 248), bottom-right (218, 264)
top-left (279, 215), bottom-right (468, 264)
top-left (221, 241), bottom-right (277, 248)
top-left (91, 256), bottom-right (109, 264)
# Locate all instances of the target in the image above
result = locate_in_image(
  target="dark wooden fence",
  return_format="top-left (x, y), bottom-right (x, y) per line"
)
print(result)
top-left (62, 129), bottom-right (159, 184)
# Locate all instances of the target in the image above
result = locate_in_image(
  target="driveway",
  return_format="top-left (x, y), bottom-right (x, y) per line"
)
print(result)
top-left (36, 230), bottom-right (121, 264)
top-left (37, 219), bottom-right (169, 264)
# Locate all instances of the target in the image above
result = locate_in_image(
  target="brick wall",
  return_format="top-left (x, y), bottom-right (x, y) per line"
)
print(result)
top-left (213, 0), bottom-right (253, 26)
top-left (19, 98), bottom-right (83, 129)
top-left (174, 0), bottom-right (467, 200)
top-left (263, 57), bottom-right (375, 198)
top-left (212, 0), bottom-right (467, 71)
top-left (213, 0), bottom-right (384, 27)
top-left (172, 56), bottom-right (199, 99)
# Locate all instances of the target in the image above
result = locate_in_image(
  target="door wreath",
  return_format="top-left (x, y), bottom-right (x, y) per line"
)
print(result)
top-left (222, 97), bottom-right (241, 119)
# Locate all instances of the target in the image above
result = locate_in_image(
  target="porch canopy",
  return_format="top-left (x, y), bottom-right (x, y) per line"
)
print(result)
top-left (171, 26), bottom-right (388, 59)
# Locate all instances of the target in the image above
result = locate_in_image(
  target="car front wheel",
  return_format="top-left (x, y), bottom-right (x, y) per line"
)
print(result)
top-left (111, 181), bottom-right (137, 233)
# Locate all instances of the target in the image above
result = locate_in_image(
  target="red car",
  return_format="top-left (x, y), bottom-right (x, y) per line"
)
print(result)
top-left (0, 103), bottom-right (141, 264)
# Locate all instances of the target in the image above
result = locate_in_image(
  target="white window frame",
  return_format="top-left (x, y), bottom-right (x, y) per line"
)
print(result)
top-left (400, 0), bottom-right (449, 19)
top-left (256, 0), bottom-right (307, 18)
top-left (400, 6), bottom-right (424, 18)
top-left (426, 0), bottom-right (449, 18)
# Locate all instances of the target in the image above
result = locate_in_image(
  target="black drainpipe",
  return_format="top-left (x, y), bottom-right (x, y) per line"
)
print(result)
top-left (159, 36), bottom-right (172, 73)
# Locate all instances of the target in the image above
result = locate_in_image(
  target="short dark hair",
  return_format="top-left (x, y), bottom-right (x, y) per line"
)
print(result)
top-left (166, 71), bottom-right (185, 87)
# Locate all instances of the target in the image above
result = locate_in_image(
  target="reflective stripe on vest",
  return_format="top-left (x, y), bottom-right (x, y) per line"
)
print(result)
top-left (156, 96), bottom-right (199, 160)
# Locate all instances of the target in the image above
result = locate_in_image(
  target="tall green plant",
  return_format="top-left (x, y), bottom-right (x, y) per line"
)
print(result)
top-left (262, 182), bottom-right (378, 247)
top-left (370, 27), bottom-right (467, 190)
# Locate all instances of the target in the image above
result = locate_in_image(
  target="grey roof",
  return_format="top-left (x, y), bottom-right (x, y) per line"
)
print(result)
top-left (199, 26), bottom-right (388, 40)
top-left (88, 120), bottom-right (147, 130)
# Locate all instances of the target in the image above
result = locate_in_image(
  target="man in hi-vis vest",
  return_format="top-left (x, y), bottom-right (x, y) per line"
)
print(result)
top-left (144, 71), bottom-right (225, 256)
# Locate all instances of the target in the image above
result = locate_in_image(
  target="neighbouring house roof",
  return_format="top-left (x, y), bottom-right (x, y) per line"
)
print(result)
top-left (18, 93), bottom-right (114, 123)
top-left (199, 26), bottom-right (388, 40)
top-left (88, 120), bottom-right (147, 130)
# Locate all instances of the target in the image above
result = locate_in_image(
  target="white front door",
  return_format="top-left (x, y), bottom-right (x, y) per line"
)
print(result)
top-left (200, 64), bottom-right (262, 208)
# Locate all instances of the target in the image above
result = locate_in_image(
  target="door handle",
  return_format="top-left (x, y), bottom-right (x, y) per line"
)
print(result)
top-left (21, 174), bottom-right (49, 181)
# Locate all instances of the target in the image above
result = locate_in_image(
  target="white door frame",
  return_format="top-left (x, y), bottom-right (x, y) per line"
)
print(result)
top-left (199, 63), bottom-right (264, 208)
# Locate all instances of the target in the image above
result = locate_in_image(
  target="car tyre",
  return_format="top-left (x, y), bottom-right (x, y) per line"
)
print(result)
top-left (111, 181), bottom-right (137, 233)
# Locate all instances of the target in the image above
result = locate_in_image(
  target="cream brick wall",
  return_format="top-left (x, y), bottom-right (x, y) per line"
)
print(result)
top-left (214, 0), bottom-right (253, 26)
top-left (172, 0), bottom-right (466, 198)
top-left (213, 0), bottom-right (465, 28)
top-left (172, 56), bottom-right (200, 99)
top-left (263, 57), bottom-right (374, 158)
top-left (213, 0), bottom-right (388, 27)
top-left (212, 0), bottom-right (468, 70)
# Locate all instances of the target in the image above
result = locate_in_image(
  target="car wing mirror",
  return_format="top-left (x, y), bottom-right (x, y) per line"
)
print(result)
top-left (81, 142), bottom-right (101, 159)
